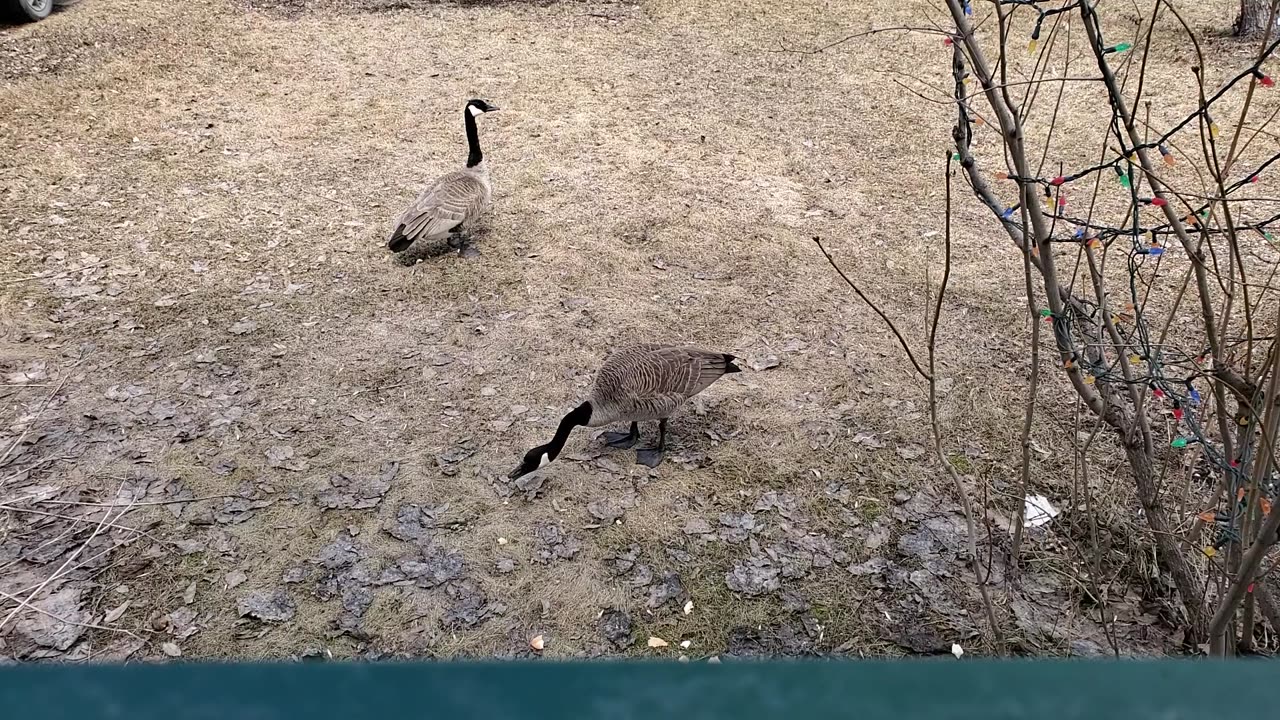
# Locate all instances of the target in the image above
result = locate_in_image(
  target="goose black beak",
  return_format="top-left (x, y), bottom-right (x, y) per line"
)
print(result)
top-left (487, 105), bottom-right (501, 112)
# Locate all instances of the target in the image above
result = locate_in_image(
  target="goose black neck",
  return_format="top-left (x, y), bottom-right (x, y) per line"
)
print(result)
top-left (546, 402), bottom-right (592, 460)
top-left (464, 108), bottom-right (483, 168)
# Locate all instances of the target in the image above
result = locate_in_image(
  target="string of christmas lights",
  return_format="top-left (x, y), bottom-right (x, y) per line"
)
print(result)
top-left (950, 1), bottom-right (1280, 556)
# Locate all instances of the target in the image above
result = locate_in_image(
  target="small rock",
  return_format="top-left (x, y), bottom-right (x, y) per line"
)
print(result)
top-left (647, 636), bottom-right (669, 648)
top-left (225, 570), bottom-right (248, 589)
top-left (161, 642), bottom-right (182, 658)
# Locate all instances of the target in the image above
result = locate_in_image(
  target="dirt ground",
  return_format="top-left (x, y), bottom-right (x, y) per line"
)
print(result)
top-left (0, 0), bottom-right (1261, 660)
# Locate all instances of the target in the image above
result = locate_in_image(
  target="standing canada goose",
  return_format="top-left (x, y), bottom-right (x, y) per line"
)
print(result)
top-left (508, 344), bottom-right (742, 479)
top-left (387, 98), bottom-right (499, 255)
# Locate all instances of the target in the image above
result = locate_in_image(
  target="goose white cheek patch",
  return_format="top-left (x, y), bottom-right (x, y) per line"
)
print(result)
top-left (468, 105), bottom-right (484, 116)
top-left (537, 453), bottom-right (551, 468)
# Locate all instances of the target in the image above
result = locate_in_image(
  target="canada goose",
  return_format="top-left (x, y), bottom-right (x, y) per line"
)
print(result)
top-left (387, 98), bottom-right (499, 255)
top-left (508, 344), bottom-right (742, 479)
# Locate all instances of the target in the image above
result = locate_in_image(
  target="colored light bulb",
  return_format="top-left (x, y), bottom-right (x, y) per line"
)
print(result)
top-left (1002, 207), bottom-right (1015, 219)
top-left (1150, 197), bottom-right (1168, 207)
top-left (1028, 38), bottom-right (1037, 54)
top-left (1111, 42), bottom-right (1132, 53)
top-left (943, 36), bottom-right (953, 47)
top-left (1210, 122), bottom-right (1220, 138)
top-left (1051, 175), bottom-right (1066, 186)
top-left (1153, 388), bottom-right (1164, 398)
top-left (996, 171), bottom-right (1008, 180)
top-left (1173, 407), bottom-right (1184, 420)
top-left (1189, 388), bottom-right (1201, 404)
top-left (1250, 174), bottom-right (1260, 183)
top-left (1171, 437), bottom-right (1188, 448)
top-left (1129, 354), bottom-right (1141, 365)
top-left (1148, 247), bottom-right (1164, 256)
top-left (1262, 74), bottom-right (1275, 88)
top-left (1159, 145), bottom-right (1174, 167)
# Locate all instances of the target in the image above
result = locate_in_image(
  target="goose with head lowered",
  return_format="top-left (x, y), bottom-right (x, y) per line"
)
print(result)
top-left (508, 343), bottom-right (742, 480)
top-left (387, 98), bottom-right (499, 256)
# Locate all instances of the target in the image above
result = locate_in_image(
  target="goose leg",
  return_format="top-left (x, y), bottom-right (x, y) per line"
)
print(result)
top-left (635, 418), bottom-right (667, 468)
top-left (602, 422), bottom-right (639, 449)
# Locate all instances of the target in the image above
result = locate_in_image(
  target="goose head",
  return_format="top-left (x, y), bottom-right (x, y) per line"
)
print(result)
top-left (467, 99), bottom-right (500, 116)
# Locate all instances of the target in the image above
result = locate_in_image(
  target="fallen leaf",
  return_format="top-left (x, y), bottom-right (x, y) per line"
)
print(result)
top-left (161, 642), bottom-right (182, 658)
top-left (225, 570), bottom-right (248, 589)
top-left (682, 518), bottom-right (712, 535)
top-left (104, 601), bottom-right (130, 624)
top-left (183, 580), bottom-right (197, 605)
top-left (237, 589), bottom-right (297, 623)
top-left (647, 636), bottom-right (669, 648)
top-left (229, 320), bottom-right (258, 335)
top-left (683, 599), bottom-right (694, 615)
top-left (530, 634), bottom-right (545, 651)
top-left (747, 354), bottom-right (780, 371)
top-left (896, 444), bottom-right (926, 460)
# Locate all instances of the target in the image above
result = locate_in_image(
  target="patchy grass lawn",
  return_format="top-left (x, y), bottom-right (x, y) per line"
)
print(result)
top-left (0, 0), bottom-right (1258, 660)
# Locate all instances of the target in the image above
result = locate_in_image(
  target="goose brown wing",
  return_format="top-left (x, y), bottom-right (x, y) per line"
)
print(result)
top-left (595, 345), bottom-right (734, 415)
top-left (390, 170), bottom-right (486, 243)
top-left (649, 346), bottom-right (737, 398)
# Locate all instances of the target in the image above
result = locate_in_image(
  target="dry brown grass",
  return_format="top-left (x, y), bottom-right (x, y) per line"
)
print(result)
top-left (0, 0), bottom-right (1263, 659)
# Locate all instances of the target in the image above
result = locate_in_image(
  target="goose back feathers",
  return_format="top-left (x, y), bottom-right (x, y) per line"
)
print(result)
top-left (586, 344), bottom-right (740, 426)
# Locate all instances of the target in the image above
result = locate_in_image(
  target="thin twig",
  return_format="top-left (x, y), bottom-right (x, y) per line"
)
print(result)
top-left (812, 237), bottom-right (930, 381)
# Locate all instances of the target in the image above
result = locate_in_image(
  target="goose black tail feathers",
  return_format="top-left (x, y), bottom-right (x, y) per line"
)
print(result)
top-left (388, 225), bottom-right (412, 253)
top-left (723, 354), bottom-right (742, 373)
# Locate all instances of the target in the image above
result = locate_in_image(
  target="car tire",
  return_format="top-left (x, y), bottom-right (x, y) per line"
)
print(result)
top-left (3, 0), bottom-right (54, 22)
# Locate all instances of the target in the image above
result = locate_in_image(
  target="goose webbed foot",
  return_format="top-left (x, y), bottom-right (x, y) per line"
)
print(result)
top-left (603, 422), bottom-right (640, 449)
top-left (634, 448), bottom-right (664, 468)
top-left (634, 418), bottom-right (668, 469)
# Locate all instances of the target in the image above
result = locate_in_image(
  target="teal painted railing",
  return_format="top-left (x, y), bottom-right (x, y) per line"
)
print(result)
top-left (0, 659), bottom-right (1270, 719)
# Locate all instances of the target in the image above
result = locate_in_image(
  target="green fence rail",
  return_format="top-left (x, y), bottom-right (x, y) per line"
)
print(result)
top-left (1, 659), bottom-right (1273, 719)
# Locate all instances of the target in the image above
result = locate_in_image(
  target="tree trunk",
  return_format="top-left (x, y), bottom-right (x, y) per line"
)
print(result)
top-left (1126, 443), bottom-right (1207, 644)
top-left (1237, 0), bottom-right (1273, 38)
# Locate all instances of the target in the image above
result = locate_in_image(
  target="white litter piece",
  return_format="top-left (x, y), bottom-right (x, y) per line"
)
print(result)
top-left (951, 643), bottom-right (964, 659)
top-left (1023, 494), bottom-right (1060, 528)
